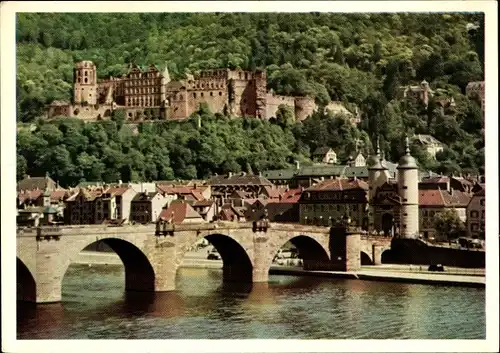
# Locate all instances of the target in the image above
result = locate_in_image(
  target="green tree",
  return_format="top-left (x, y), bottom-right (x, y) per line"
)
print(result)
top-left (433, 208), bottom-right (466, 240)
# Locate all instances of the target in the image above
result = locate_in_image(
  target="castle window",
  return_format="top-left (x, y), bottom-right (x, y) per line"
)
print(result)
top-left (245, 73), bottom-right (248, 80)
top-left (239, 72), bottom-right (242, 79)
top-left (179, 94), bottom-right (183, 100)
top-left (402, 186), bottom-right (408, 189)
top-left (403, 198), bottom-right (407, 202)
top-left (219, 92), bottom-right (222, 96)
top-left (77, 78), bottom-right (81, 83)
top-left (201, 92), bottom-right (204, 97)
top-left (193, 92), bottom-right (196, 98)
top-left (84, 78), bottom-right (88, 83)
top-left (210, 92), bottom-right (213, 96)
top-left (84, 71), bottom-right (88, 77)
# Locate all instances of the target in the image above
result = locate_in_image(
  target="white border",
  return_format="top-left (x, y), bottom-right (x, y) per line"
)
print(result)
top-left (1, 1), bottom-right (498, 352)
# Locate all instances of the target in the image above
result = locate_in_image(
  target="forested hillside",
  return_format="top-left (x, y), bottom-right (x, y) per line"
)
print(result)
top-left (16, 13), bottom-right (485, 185)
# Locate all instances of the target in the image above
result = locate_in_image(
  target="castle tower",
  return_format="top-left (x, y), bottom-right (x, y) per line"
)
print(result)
top-left (160, 63), bottom-right (170, 106)
top-left (397, 136), bottom-right (419, 238)
top-left (420, 79), bottom-right (430, 107)
top-left (367, 137), bottom-right (390, 231)
top-left (73, 61), bottom-right (98, 105)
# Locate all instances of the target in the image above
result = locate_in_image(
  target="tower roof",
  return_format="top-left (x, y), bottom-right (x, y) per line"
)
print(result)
top-left (397, 136), bottom-right (418, 169)
top-left (368, 136), bottom-right (387, 171)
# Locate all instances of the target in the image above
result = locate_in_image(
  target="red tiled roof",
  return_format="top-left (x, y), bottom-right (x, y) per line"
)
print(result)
top-left (442, 190), bottom-right (472, 207)
top-left (306, 178), bottom-right (369, 191)
top-left (246, 198), bottom-right (270, 207)
top-left (50, 190), bottom-right (67, 201)
top-left (280, 194), bottom-right (301, 204)
top-left (419, 189), bottom-right (446, 206)
top-left (17, 189), bottom-right (42, 203)
top-left (263, 186), bottom-right (283, 199)
top-left (192, 200), bottom-right (214, 207)
top-left (157, 184), bottom-right (205, 200)
top-left (158, 201), bottom-right (203, 224)
top-left (420, 176), bottom-right (449, 184)
top-left (191, 190), bottom-right (205, 201)
top-left (105, 186), bottom-right (131, 196)
top-left (219, 208), bottom-right (236, 221)
top-left (419, 189), bottom-right (471, 207)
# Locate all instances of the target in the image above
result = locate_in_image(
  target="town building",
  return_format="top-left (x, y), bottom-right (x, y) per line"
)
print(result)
top-left (207, 173), bottom-right (275, 206)
top-left (312, 147), bottom-right (337, 164)
top-left (17, 173), bottom-right (58, 192)
top-left (190, 200), bottom-right (216, 222)
top-left (418, 188), bottom-right (471, 240)
top-left (217, 204), bottom-right (247, 222)
top-left (413, 134), bottom-right (444, 159)
top-left (130, 191), bottom-right (168, 224)
top-left (94, 185), bottom-right (137, 223)
top-left (466, 186), bottom-right (485, 239)
top-left (158, 200), bottom-right (205, 224)
top-left (64, 187), bottom-right (106, 225)
top-left (398, 80), bottom-right (433, 107)
top-left (299, 178), bottom-right (369, 227)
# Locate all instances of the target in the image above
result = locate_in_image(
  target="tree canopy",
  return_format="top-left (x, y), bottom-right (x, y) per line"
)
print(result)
top-left (16, 13), bottom-right (485, 183)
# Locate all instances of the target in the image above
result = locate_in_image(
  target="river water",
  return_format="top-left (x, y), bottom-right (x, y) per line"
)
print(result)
top-left (17, 264), bottom-right (485, 339)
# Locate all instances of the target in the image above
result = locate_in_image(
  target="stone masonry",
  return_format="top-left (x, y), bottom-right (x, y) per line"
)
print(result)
top-left (17, 222), bottom-right (388, 303)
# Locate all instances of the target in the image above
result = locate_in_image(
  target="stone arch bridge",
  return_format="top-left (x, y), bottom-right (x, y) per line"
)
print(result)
top-left (16, 222), bottom-right (391, 303)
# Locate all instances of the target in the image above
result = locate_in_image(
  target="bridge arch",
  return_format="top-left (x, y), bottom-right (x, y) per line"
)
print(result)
top-left (360, 251), bottom-right (373, 265)
top-left (176, 231), bottom-right (254, 283)
top-left (17, 257), bottom-right (36, 302)
top-left (265, 233), bottom-right (331, 272)
top-left (62, 237), bottom-right (156, 293)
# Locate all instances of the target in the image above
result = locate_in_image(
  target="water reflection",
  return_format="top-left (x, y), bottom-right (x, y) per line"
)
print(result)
top-left (17, 302), bottom-right (65, 339)
top-left (122, 291), bottom-right (186, 319)
top-left (18, 265), bottom-right (486, 340)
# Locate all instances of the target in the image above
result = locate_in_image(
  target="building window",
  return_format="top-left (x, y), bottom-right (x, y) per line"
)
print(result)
top-left (219, 91), bottom-right (222, 96)
top-left (210, 92), bottom-right (213, 96)
top-left (193, 92), bottom-right (197, 98)
top-left (480, 199), bottom-right (485, 206)
top-left (201, 92), bottom-right (204, 97)
top-left (402, 186), bottom-right (408, 190)
top-left (471, 210), bottom-right (479, 218)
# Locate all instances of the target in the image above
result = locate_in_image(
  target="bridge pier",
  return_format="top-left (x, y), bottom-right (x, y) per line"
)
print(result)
top-left (328, 226), bottom-right (362, 272)
top-left (372, 244), bottom-right (384, 266)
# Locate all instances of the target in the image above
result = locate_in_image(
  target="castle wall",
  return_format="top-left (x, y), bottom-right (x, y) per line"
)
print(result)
top-left (265, 94), bottom-right (296, 120)
top-left (294, 96), bottom-right (316, 121)
top-left (168, 90), bottom-right (189, 120)
top-left (186, 88), bottom-right (228, 117)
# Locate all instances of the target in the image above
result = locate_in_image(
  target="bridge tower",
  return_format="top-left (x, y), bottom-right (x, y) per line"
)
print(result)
top-left (367, 137), bottom-right (390, 232)
top-left (73, 60), bottom-right (98, 105)
top-left (397, 136), bottom-right (419, 239)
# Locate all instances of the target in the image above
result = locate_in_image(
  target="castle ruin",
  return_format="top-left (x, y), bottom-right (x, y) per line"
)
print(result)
top-left (47, 61), bottom-right (328, 123)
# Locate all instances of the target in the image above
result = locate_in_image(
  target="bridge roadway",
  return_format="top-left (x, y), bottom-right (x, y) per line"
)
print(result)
top-left (16, 222), bottom-right (391, 303)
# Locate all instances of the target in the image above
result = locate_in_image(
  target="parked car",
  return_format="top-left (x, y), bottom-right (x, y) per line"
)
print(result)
top-left (428, 264), bottom-right (445, 272)
top-left (207, 248), bottom-right (221, 260)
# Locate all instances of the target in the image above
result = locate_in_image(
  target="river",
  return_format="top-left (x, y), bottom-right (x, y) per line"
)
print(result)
top-left (17, 264), bottom-right (485, 339)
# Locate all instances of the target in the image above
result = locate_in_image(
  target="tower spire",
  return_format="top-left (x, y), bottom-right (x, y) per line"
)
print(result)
top-left (405, 134), bottom-right (411, 155)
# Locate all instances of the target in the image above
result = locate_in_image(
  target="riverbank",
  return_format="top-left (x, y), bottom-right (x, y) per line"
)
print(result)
top-left (75, 251), bottom-right (485, 288)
